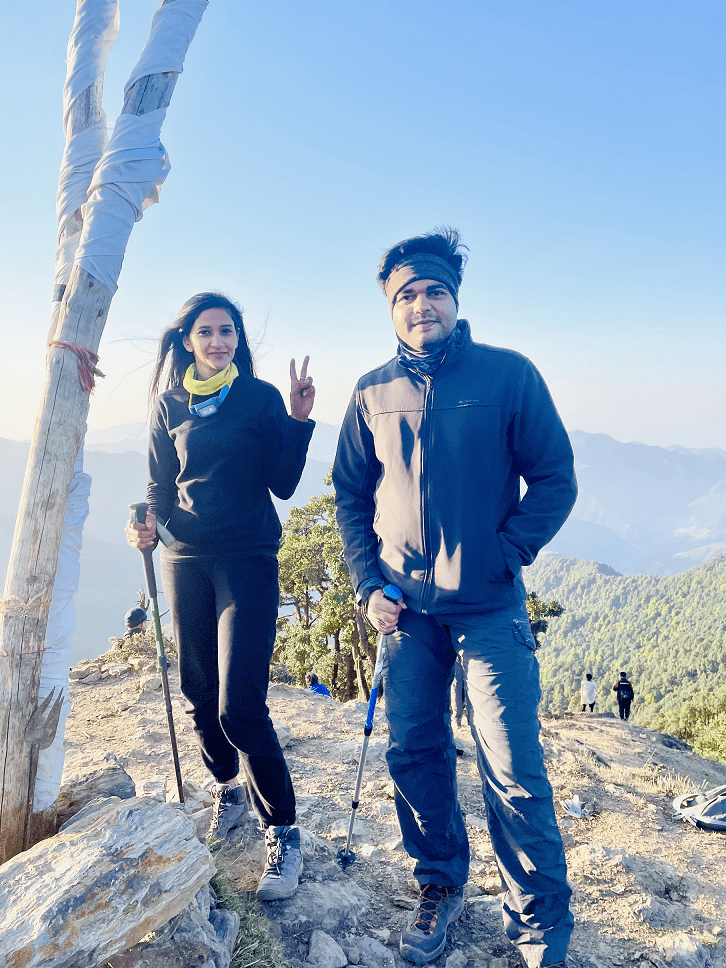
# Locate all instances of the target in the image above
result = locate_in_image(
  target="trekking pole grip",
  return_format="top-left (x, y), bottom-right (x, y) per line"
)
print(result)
top-left (129, 502), bottom-right (158, 599)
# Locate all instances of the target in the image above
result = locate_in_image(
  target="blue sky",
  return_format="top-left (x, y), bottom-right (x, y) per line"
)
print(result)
top-left (1, 0), bottom-right (723, 448)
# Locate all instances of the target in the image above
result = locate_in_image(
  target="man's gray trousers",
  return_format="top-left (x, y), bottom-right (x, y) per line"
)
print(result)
top-left (381, 602), bottom-right (573, 968)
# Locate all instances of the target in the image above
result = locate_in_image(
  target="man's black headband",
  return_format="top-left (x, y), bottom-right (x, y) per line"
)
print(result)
top-left (384, 254), bottom-right (460, 309)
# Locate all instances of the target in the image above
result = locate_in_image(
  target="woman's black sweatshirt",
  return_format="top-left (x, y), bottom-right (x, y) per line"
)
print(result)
top-left (147, 373), bottom-right (314, 559)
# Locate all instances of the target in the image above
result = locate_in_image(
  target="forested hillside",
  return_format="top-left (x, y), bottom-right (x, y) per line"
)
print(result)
top-left (524, 553), bottom-right (726, 734)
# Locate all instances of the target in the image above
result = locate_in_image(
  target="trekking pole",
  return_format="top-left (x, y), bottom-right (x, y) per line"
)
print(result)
top-left (128, 502), bottom-right (184, 804)
top-left (337, 583), bottom-right (402, 870)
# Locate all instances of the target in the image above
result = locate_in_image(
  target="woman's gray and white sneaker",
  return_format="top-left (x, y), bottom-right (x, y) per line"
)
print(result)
top-left (207, 784), bottom-right (248, 843)
top-left (256, 825), bottom-right (303, 901)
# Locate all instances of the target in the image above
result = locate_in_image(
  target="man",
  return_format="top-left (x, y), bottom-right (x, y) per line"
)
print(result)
top-left (124, 606), bottom-right (148, 638)
top-left (333, 229), bottom-right (577, 967)
top-left (613, 671), bottom-right (634, 720)
top-left (305, 672), bottom-right (332, 697)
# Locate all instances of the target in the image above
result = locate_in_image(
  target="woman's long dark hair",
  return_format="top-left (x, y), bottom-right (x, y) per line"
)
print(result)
top-left (149, 292), bottom-right (255, 403)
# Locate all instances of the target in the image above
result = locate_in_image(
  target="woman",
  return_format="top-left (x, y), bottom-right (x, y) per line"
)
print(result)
top-left (126, 292), bottom-right (314, 901)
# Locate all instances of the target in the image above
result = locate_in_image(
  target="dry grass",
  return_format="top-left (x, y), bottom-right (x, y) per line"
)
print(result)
top-left (604, 760), bottom-right (698, 799)
top-left (212, 847), bottom-right (292, 968)
top-left (100, 630), bottom-right (177, 664)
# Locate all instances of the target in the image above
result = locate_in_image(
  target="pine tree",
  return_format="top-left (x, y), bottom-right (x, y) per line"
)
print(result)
top-left (525, 591), bottom-right (565, 647)
top-left (275, 481), bottom-right (375, 701)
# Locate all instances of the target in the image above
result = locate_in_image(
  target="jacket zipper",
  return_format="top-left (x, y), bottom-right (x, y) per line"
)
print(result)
top-left (419, 374), bottom-right (434, 613)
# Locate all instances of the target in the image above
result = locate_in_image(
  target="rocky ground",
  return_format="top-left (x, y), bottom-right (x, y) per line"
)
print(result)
top-left (64, 637), bottom-right (726, 968)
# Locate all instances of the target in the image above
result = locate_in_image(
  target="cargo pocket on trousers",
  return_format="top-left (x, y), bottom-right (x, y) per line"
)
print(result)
top-left (513, 618), bottom-right (537, 652)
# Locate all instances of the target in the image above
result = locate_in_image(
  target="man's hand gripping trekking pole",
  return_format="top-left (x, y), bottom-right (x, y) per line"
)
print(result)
top-left (337, 583), bottom-right (403, 870)
top-left (364, 585), bottom-right (406, 635)
top-left (128, 502), bottom-right (184, 804)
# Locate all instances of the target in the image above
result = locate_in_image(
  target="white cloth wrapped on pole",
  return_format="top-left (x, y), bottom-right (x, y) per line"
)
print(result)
top-left (77, 0), bottom-right (209, 294)
top-left (75, 110), bottom-right (171, 292)
top-left (125, 0), bottom-right (209, 89)
top-left (52, 0), bottom-right (118, 326)
top-left (62, 0), bottom-right (119, 120)
top-left (34, 453), bottom-right (91, 811)
top-left (55, 124), bottom-right (110, 285)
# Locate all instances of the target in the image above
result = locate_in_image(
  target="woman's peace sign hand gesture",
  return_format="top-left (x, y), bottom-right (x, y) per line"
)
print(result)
top-left (290, 356), bottom-right (315, 422)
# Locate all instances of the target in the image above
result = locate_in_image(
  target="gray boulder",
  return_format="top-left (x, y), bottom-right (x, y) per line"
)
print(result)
top-left (276, 881), bottom-right (370, 934)
top-left (55, 747), bottom-right (136, 826)
top-left (634, 895), bottom-right (670, 928)
top-left (660, 933), bottom-right (711, 968)
top-left (107, 886), bottom-right (240, 968)
top-left (0, 796), bottom-right (215, 968)
top-left (306, 929), bottom-right (348, 967)
top-left (355, 935), bottom-right (396, 967)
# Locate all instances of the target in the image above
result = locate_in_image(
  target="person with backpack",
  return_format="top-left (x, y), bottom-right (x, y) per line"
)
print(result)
top-left (613, 672), bottom-right (634, 720)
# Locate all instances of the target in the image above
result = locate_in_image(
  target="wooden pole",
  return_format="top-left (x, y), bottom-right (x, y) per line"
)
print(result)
top-left (0, 0), bottom-right (193, 863)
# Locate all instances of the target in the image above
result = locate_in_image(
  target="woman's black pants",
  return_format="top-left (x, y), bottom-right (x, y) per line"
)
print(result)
top-left (161, 552), bottom-right (295, 827)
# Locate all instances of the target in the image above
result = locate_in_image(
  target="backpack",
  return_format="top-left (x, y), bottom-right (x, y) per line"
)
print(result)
top-left (672, 785), bottom-right (726, 831)
top-left (618, 680), bottom-right (634, 701)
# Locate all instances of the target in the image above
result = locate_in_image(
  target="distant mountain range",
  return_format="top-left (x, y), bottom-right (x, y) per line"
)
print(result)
top-left (1, 427), bottom-right (724, 663)
top-left (0, 428), bottom-right (335, 666)
top-left (547, 431), bottom-right (726, 575)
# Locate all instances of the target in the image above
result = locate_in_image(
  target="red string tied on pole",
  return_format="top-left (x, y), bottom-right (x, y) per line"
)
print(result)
top-left (49, 341), bottom-right (105, 393)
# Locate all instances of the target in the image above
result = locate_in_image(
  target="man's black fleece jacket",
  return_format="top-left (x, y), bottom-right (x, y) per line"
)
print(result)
top-left (333, 321), bottom-right (577, 615)
top-left (146, 373), bottom-right (314, 559)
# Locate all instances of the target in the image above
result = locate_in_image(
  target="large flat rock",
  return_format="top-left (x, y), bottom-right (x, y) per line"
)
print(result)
top-left (0, 796), bottom-right (215, 968)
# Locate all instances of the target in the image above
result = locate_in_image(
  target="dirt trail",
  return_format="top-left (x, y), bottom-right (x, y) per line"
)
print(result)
top-left (65, 644), bottom-right (726, 967)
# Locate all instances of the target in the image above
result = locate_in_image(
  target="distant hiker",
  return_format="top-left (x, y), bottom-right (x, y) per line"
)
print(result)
top-left (124, 606), bottom-right (148, 638)
top-left (451, 658), bottom-right (466, 728)
top-left (613, 672), bottom-right (635, 720)
top-left (333, 228), bottom-right (577, 967)
top-left (125, 292), bottom-right (315, 901)
top-left (580, 673), bottom-right (597, 712)
top-left (305, 672), bottom-right (332, 697)
top-left (450, 660), bottom-right (466, 756)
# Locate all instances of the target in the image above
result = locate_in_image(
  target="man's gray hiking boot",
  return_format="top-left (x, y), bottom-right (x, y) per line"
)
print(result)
top-left (256, 825), bottom-right (303, 901)
top-left (208, 783), bottom-right (248, 843)
top-left (400, 884), bottom-right (464, 964)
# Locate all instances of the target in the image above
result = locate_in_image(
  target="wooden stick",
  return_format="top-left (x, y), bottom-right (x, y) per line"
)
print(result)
top-left (0, 0), bottom-right (203, 862)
